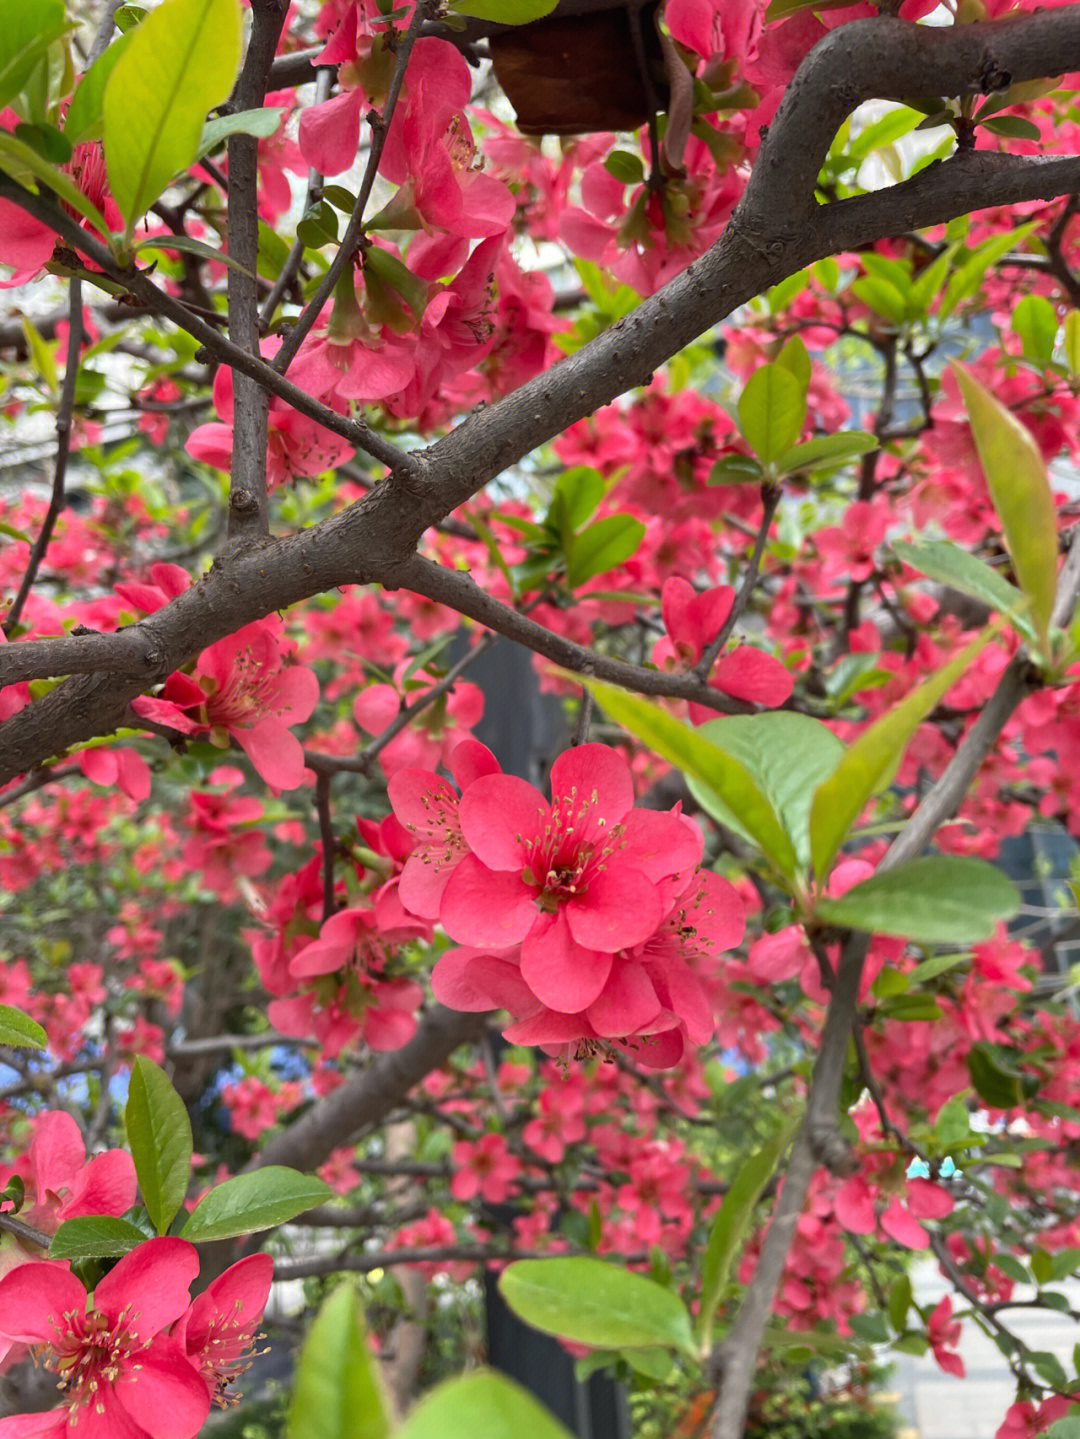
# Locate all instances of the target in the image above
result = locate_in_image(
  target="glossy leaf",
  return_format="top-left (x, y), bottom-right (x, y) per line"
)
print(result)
top-left (954, 364), bottom-right (1058, 647)
top-left (737, 363), bottom-right (806, 462)
top-left (49, 1216), bottom-right (148, 1261)
top-left (125, 1055), bottom-right (193, 1235)
top-left (103, 0), bottom-right (243, 230)
top-left (287, 1283), bottom-right (391, 1439)
top-left (180, 1166), bottom-right (333, 1242)
top-left (814, 856), bottom-right (1019, 943)
top-left (808, 628), bottom-right (994, 881)
top-left (584, 680), bottom-right (798, 879)
top-left (697, 1116), bottom-right (799, 1347)
top-left (708, 454), bottom-right (764, 485)
top-left (399, 1371), bottom-right (574, 1439)
top-left (967, 1041), bottom-right (1025, 1109)
top-left (0, 1002), bottom-right (47, 1049)
top-left (499, 1257), bottom-right (697, 1357)
top-left (688, 713), bottom-right (843, 874)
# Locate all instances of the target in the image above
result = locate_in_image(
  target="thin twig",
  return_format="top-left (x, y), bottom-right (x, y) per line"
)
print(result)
top-left (3, 280), bottom-right (83, 634)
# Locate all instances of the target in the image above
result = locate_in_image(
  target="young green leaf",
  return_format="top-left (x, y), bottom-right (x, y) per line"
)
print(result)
top-left (399, 1371), bottom-right (575, 1439)
top-left (737, 363), bottom-right (806, 462)
top-left (287, 1283), bottom-right (392, 1439)
top-left (103, 0), bottom-right (243, 231)
top-left (687, 713), bottom-right (843, 875)
top-left (808, 628), bottom-right (994, 881)
top-left (179, 1166), bottom-right (333, 1242)
top-left (0, 1002), bottom-right (47, 1049)
top-left (771, 432), bottom-right (877, 475)
top-left (125, 1055), bottom-right (193, 1235)
top-left (565, 514), bottom-right (645, 587)
top-left (813, 855), bottom-right (1019, 943)
top-left (954, 363), bottom-right (1058, 648)
top-left (1011, 294), bottom-right (1058, 367)
top-left (195, 106), bottom-right (285, 162)
top-left (697, 1116), bottom-right (799, 1348)
top-left (499, 1257), bottom-right (697, 1357)
top-left (0, 130), bottom-right (109, 234)
top-left (583, 679), bottom-right (799, 880)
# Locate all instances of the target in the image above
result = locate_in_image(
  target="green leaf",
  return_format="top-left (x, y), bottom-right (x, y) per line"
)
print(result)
top-left (848, 105), bottom-right (923, 163)
top-left (1065, 309), bottom-right (1080, 376)
top-left (103, 0), bottom-right (243, 231)
top-left (852, 274), bottom-right (908, 326)
top-left (981, 114), bottom-right (1043, 140)
top-left (737, 363), bottom-right (806, 462)
top-left (449, 0), bottom-right (558, 17)
top-left (892, 538), bottom-right (1036, 645)
top-left (180, 1166), bottom-right (333, 1242)
top-left (954, 363), bottom-right (1058, 647)
top-left (0, 520), bottom-right (32, 544)
top-left (583, 680), bottom-right (799, 880)
top-left (1045, 1416), bottom-right (1080, 1439)
top-left (1012, 294), bottom-right (1058, 367)
top-left (0, 0), bottom-right (68, 112)
top-left (64, 34), bottom-right (135, 144)
top-left (499, 1257), bottom-right (697, 1357)
top-left (195, 106), bottom-right (284, 161)
top-left (0, 1002), bottom-right (47, 1049)
top-left (708, 454), bottom-right (765, 485)
top-left (967, 1042), bottom-right (1024, 1109)
top-left (776, 335), bottom-right (810, 394)
top-left (888, 1274), bottom-right (912, 1332)
top-left (565, 514), bottom-right (645, 587)
top-left (125, 1055), bottom-right (193, 1235)
top-left (287, 1284), bottom-right (391, 1439)
top-left (934, 1097), bottom-right (971, 1147)
top-left (808, 628), bottom-right (994, 881)
top-left (50, 1216), bottom-right (148, 1261)
top-left (688, 713), bottom-right (843, 875)
top-left (133, 232), bottom-right (254, 279)
top-left (697, 1116), bottom-right (799, 1348)
top-left (364, 244), bottom-right (428, 319)
top-left (772, 432), bottom-right (878, 475)
top-left (551, 465), bottom-right (605, 533)
top-left (604, 149), bottom-right (645, 184)
top-left (941, 224), bottom-right (1037, 318)
top-left (814, 856), bottom-right (1018, 943)
top-left (399, 1371), bottom-right (574, 1439)
top-left (0, 130), bottom-right (109, 234)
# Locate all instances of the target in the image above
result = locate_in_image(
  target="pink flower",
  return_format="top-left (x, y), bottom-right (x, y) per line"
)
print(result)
top-left (926, 1295), bottom-right (965, 1379)
top-left (449, 1134), bottom-right (521, 1204)
top-left (0, 1239), bottom-right (210, 1439)
top-left (172, 1254), bottom-right (273, 1406)
top-left (131, 619), bottom-right (319, 791)
top-left (441, 744), bottom-right (701, 1014)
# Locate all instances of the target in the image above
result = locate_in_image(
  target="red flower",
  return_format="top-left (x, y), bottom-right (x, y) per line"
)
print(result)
top-left (172, 1254), bottom-right (273, 1407)
top-left (441, 744), bottom-right (701, 1014)
top-left (0, 1239), bottom-right (210, 1439)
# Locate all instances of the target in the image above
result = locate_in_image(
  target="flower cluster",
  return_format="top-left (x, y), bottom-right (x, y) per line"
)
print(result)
top-left (0, 1240), bottom-right (271, 1438)
top-left (390, 741), bottom-right (745, 1067)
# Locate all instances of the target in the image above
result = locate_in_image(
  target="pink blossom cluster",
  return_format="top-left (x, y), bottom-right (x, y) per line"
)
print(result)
top-left (388, 740), bottom-right (745, 1068)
